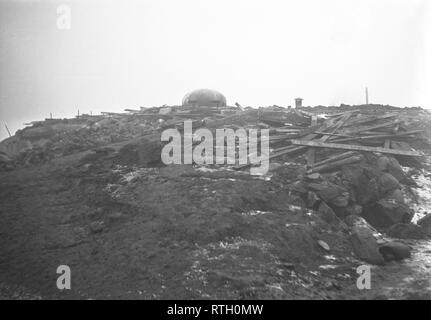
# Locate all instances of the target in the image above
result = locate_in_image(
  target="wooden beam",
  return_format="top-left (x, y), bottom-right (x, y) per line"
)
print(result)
top-left (312, 151), bottom-right (357, 168)
top-left (384, 139), bottom-right (391, 149)
top-left (314, 131), bottom-right (355, 138)
top-left (235, 113), bottom-right (358, 170)
top-left (308, 155), bottom-right (364, 174)
top-left (307, 112), bottom-right (352, 166)
top-left (268, 146), bottom-right (306, 160)
top-left (344, 120), bottom-right (401, 134)
top-left (291, 139), bottom-right (422, 156)
top-left (330, 130), bottom-right (423, 143)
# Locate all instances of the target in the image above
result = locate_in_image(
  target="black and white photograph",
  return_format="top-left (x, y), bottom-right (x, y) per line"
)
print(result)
top-left (0, 0), bottom-right (430, 306)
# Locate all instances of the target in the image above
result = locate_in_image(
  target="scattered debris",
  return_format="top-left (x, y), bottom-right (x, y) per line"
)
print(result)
top-left (1, 102), bottom-right (431, 299)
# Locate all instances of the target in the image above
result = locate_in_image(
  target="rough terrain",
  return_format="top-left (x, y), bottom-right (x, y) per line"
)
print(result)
top-left (0, 104), bottom-right (430, 300)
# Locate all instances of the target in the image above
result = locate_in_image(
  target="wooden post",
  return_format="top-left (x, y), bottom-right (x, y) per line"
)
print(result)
top-left (4, 123), bottom-right (11, 137)
top-left (365, 87), bottom-right (369, 104)
top-left (384, 139), bottom-right (391, 149)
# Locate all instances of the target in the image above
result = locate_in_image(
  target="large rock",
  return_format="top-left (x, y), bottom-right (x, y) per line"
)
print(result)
top-left (341, 166), bottom-right (379, 205)
top-left (350, 225), bottom-right (385, 265)
top-left (308, 182), bottom-right (349, 208)
top-left (378, 172), bottom-right (401, 195)
top-left (379, 242), bottom-right (411, 261)
top-left (386, 223), bottom-right (428, 240)
top-left (362, 197), bottom-right (414, 229)
top-left (317, 202), bottom-right (338, 223)
top-left (390, 189), bottom-right (405, 204)
top-left (417, 214), bottom-right (431, 236)
top-left (335, 204), bottom-right (363, 219)
top-left (377, 156), bottom-right (406, 183)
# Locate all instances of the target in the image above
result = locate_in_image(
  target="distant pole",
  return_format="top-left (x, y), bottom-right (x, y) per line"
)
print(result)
top-left (365, 87), bottom-right (369, 105)
top-left (50, 112), bottom-right (52, 119)
top-left (77, 109), bottom-right (80, 118)
top-left (4, 123), bottom-right (11, 137)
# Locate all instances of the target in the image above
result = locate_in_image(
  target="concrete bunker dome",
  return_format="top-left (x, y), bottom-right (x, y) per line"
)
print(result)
top-left (182, 88), bottom-right (227, 107)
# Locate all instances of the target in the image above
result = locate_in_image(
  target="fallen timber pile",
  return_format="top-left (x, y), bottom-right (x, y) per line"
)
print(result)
top-left (233, 108), bottom-right (424, 173)
top-left (0, 104), bottom-right (427, 174)
top-left (229, 107), bottom-right (430, 265)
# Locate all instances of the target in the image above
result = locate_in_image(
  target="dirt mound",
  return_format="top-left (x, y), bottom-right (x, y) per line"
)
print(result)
top-left (1, 105), bottom-right (431, 299)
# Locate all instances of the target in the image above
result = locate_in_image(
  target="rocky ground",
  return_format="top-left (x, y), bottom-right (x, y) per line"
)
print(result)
top-left (0, 106), bottom-right (431, 300)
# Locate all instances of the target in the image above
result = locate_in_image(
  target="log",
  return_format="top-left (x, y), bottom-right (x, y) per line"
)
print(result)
top-left (314, 131), bottom-right (355, 138)
top-left (291, 140), bottom-right (422, 156)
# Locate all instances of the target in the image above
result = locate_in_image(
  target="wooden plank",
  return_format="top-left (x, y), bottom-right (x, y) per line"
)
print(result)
top-left (301, 116), bottom-right (341, 166)
top-left (274, 129), bottom-right (301, 133)
top-left (234, 146), bottom-right (304, 170)
top-left (312, 151), bottom-right (357, 168)
top-left (291, 139), bottom-right (422, 156)
top-left (268, 146), bottom-right (306, 160)
top-left (314, 131), bottom-right (355, 138)
top-left (323, 112), bottom-right (352, 142)
top-left (329, 130), bottom-right (423, 143)
top-left (271, 145), bottom-right (295, 153)
top-left (308, 155), bottom-right (364, 174)
top-left (359, 131), bottom-right (392, 136)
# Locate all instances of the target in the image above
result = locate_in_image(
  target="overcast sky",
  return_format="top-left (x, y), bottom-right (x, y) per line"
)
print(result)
top-left (0, 0), bottom-right (430, 141)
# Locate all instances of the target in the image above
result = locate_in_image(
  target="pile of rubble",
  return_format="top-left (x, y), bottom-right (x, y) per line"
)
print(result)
top-left (1, 103), bottom-right (430, 268)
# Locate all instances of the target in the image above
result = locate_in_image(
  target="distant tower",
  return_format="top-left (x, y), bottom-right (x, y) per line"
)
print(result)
top-left (365, 87), bottom-right (369, 105)
top-left (295, 98), bottom-right (303, 108)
